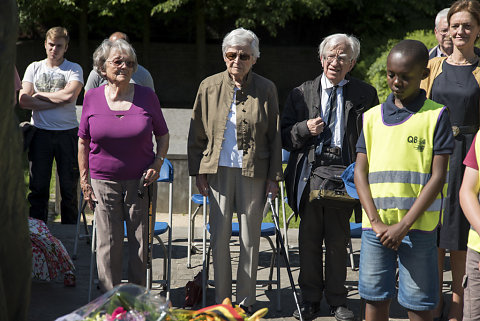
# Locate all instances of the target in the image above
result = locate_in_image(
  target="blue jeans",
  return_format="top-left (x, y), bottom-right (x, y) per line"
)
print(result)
top-left (359, 229), bottom-right (439, 311)
top-left (28, 128), bottom-right (79, 224)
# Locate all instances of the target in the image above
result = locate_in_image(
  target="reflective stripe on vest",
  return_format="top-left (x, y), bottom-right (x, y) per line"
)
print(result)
top-left (362, 100), bottom-right (446, 231)
top-left (468, 131), bottom-right (480, 252)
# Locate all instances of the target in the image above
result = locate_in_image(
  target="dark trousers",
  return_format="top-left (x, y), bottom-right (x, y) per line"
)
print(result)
top-left (298, 193), bottom-right (352, 306)
top-left (28, 128), bottom-right (79, 224)
top-left (298, 148), bottom-right (351, 306)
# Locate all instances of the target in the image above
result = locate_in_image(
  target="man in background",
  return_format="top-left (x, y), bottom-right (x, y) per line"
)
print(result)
top-left (19, 26), bottom-right (84, 224)
top-left (429, 8), bottom-right (453, 59)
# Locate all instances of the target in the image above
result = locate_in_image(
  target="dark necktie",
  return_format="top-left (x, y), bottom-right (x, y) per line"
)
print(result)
top-left (315, 85), bottom-right (338, 155)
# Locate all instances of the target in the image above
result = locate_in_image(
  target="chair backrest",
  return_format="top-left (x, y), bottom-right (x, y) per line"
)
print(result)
top-left (282, 149), bottom-right (290, 164)
top-left (158, 158), bottom-right (174, 183)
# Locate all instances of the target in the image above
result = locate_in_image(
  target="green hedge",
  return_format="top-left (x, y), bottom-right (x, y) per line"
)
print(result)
top-left (366, 30), bottom-right (438, 102)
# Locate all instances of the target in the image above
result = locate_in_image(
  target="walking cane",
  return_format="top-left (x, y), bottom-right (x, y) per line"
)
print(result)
top-left (138, 173), bottom-right (154, 290)
top-left (265, 192), bottom-right (304, 321)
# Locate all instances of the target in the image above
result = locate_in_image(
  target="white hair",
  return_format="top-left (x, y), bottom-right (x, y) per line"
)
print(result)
top-left (222, 27), bottom-right (260, 58)
top-left (318, 33), bottom-right (360, 62)
top-left (92, 39), bottom-right (138, 76)
top-left (435, 8), bottom-right (450, 28)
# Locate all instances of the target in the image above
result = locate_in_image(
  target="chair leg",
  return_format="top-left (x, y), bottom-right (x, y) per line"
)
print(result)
top-left (348, 238), bottom-right (355, 271)
top-left (263, 236), bottom-right (276, 290)
top-left (72, 203), bottom-right (83, 260)
top-left (261, 233), bottom-right (282, 311)
top-left (73, 200), bottom-right (88, 260)
top-left (188, 205), bottom-right (202, 268)
top-left (154, 235), bottom-right (168, 289)
top-left (206, 245), bottom-right (212, 285)
top-left (275, 232), bottom-right (281, 312)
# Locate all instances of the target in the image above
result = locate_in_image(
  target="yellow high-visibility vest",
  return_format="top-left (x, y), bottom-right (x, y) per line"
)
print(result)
top-left (362, 100), bottom-right (447, 231)
top-left (468, 131), bottom-right (480, 252)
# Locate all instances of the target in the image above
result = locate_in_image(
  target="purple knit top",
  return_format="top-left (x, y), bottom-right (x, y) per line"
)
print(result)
top-left (79, 84), bottom-right (168, 180)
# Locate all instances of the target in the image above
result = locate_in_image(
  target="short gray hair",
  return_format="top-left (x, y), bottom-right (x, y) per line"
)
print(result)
top-left (318, 33), bottom-right (360, 62)
top-left (222, 27), bottom-right (260, 59)
top-left (435, 8), bottom-right (450, 28)
top-left (92, 39), bottom-right (138, 77)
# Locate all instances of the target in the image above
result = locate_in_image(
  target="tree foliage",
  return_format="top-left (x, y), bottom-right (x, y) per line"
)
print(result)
top-left (151, 0), bottom-right (335, 37)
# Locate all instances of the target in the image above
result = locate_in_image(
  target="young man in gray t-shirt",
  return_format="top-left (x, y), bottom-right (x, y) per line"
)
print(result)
top-left (19, 26), bottom-right (83, 224)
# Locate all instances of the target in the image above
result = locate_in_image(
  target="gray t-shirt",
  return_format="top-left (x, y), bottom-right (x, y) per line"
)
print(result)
top-left (23, 58), bottom-right (84, 130)
top-left (84, 64), bottom-right (154, 92)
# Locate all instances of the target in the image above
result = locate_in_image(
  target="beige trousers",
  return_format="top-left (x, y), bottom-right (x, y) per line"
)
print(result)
top-left (208, 166), bottom-right (266, 306)
top-left (91, 178), bottom-right (149, 292)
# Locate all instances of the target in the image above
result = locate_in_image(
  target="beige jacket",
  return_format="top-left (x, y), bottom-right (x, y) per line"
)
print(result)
top-left (188, 70), bottom-right (283, 182)
top-left (421, 56), bottom-right (480, 97)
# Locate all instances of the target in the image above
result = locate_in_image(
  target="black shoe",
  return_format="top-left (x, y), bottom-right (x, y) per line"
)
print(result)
top-left (293, 301), bottom-right (321, 320)
top-left (330, 305), bottom-right (355, 321)
top-left (239, 305), bottom-right (253, 316)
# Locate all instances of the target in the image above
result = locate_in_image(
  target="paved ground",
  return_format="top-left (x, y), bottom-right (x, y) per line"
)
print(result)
top-left (28, 213), bottom-right (453, 321)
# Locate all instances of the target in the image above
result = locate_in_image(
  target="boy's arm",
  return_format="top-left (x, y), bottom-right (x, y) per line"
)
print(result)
top-left (379, 153), bottom-right (449, 250)
top-left (33, 80), bottom-right (83, 104)
top-left (460, 166), bottom-right (480, 270)
top-left (354, 152), bottom-right (389, 235)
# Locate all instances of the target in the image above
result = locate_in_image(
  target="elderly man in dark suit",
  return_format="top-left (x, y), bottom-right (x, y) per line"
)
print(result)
top-left (281, 33), bottom-right (378, 321)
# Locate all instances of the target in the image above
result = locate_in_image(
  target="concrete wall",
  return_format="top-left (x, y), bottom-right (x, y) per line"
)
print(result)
top-left (156, 108), bottom-right (190, 214)
top-left (156, 154), bottom-right (189, 214)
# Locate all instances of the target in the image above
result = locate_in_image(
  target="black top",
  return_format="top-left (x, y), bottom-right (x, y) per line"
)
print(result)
top-left (356, 90), bottom-right (454, 154)
top-left (431, 61), bottom-right (480, 127)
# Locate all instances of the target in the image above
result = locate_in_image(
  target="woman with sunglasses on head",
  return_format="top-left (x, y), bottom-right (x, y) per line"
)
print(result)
top-left (421, 1), bottom-right (480, 320)
top-left (188, 27), bottom-right (282, 310)
top-left (78, 39), bottom-right (169, 292)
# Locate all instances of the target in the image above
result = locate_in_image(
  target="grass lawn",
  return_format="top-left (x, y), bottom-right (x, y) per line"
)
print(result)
top-left (262, 195), bottom-right (299, 228)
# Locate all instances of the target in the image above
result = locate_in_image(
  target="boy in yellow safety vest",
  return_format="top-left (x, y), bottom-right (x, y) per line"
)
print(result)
top-left (354, 40), bottom-right (454, 321)
top-left (459, 134), bottom-right (480, 321)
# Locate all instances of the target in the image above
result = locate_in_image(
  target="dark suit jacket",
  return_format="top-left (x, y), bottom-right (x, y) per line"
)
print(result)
top-left (281, 74), bottom-right (378, 214)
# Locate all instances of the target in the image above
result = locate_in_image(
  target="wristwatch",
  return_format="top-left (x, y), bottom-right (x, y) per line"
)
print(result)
top-left (155, 155), bottom-right (165, 161)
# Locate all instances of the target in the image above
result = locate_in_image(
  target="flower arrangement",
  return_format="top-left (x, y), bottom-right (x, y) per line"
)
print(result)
top-left (170, 298), bottom-right (268, 321)
top-left (56, 284), bottom-right (268, 321)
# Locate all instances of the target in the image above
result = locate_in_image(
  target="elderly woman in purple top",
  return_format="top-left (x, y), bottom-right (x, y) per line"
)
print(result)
top-left (78, 39), bottom-right (169, 292)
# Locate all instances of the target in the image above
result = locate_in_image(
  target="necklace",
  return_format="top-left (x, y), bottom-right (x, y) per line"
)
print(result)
top-left (447, 55), bottom-right (479, 65)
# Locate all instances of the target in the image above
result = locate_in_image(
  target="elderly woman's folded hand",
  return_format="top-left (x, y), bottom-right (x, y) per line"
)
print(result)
top-left (80, 180), bottom-right (97, 210)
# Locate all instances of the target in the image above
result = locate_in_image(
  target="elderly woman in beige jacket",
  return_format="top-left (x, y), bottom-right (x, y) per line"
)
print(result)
top-left (187, 27), bottom-right (282, 310)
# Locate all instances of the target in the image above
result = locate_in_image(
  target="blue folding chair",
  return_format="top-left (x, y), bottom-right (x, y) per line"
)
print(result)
top-left (88, 158), bottom-right (174, 301)
top-left (187, 176), bottom-right (209, 268)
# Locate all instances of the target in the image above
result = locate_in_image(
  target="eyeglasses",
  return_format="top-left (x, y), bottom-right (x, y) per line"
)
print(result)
top-left (107, 59), bottom-right (135, 68)
top-left (225, 52), bottom-right (251, 61)
top-left (324, 54), bottom-right (350, 65)
top-left (437, 28), bottom-right (449, 36)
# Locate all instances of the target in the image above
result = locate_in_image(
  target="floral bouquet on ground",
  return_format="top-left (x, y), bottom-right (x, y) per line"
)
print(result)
top-left (170, 298), bottom-right (268, 321)
top-left (55, 284), bottom-right (169, 321)
top-left (56, 284), bottom-right (268, 321)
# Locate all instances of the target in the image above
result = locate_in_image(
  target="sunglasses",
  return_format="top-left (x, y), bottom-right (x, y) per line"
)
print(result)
top-left (107, 59), bottom-right (135, 68)
top-left (225, 52), bottom-right (251, 61)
